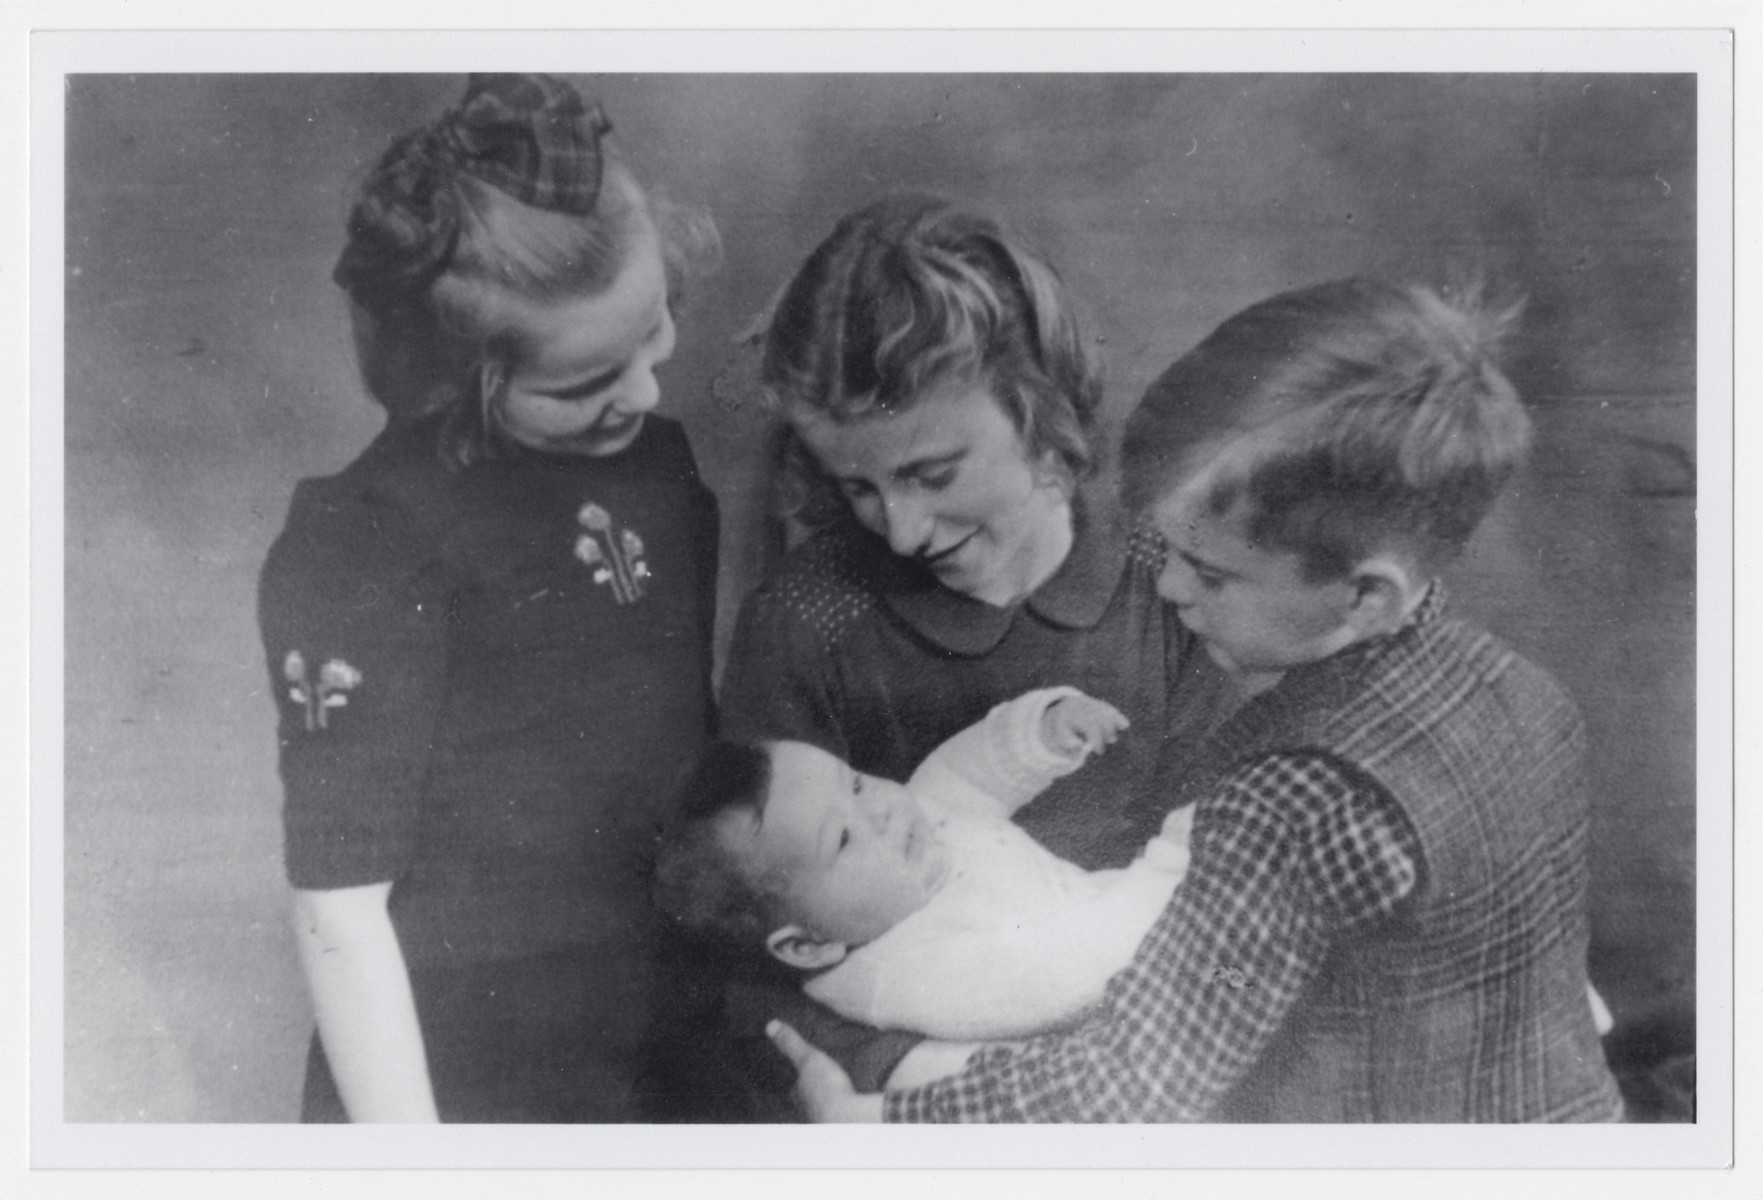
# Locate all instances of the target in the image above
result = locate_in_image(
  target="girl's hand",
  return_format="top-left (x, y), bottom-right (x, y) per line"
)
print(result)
top-left (766, 1020), bottom-right (885, 1122)
top-left (1041, 694), bottom-right (1130, 759)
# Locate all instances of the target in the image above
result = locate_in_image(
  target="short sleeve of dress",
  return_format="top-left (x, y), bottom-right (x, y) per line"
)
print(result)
top-left (259, 471), bottom-right (450, 891)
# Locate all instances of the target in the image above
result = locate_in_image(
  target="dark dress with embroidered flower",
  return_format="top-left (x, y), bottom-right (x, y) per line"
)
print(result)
top-left (259, 412), bottom-right (716, 1122)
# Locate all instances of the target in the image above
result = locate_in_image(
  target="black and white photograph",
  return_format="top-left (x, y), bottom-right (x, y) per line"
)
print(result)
top-left (30, 24), bottom-right (1733, 1173)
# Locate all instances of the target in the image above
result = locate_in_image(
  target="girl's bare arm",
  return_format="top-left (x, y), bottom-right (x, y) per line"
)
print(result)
top-left (292, 882), bottom-right (438, 1122)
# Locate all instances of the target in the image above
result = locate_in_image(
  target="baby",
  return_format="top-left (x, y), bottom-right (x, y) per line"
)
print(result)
top-left (654, 688), bottom-right (1192, 1041)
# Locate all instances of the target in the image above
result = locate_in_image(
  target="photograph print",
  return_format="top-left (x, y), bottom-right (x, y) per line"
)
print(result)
top-left (43, 34), bottom-right (1723, 1163)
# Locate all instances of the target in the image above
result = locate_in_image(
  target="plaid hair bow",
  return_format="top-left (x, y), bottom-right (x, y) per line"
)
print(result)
top-left (333, 73), bottom-right (612, 298)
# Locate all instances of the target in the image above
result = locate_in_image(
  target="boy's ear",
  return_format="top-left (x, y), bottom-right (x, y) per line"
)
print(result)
top-left (764, 925), bottom-right (849, 971)
top-left (1344, 555), bottom-right (1428, 639)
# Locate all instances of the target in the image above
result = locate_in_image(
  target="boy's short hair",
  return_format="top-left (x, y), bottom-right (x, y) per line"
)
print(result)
top-left (653, 741), bottom-right (791, 952)
top-left (1123, 278), bottom-right (1533, 581)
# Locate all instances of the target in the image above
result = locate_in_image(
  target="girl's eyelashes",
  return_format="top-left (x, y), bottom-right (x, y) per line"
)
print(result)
top-left (546, 368), bottom-right (622, 402)
top-left (904, 451), bottom-right (965, 490)
top-left (535, 312), bottom-right (671, 403)
top-left (835, 462), bottom-right (958, 503)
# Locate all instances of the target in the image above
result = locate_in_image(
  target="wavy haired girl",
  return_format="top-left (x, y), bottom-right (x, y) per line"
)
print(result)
top-left (712, 193), bottom-right (1222, 1114)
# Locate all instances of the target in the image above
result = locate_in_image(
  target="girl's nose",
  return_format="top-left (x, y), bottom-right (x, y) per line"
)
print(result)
top-left (617, 366), bottom-right (663, 416)
top-left (880, 494), bottom-right (934, 558)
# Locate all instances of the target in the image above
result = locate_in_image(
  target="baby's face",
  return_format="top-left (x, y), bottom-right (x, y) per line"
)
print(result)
top-left (722, 742), bottom-right (949, 948)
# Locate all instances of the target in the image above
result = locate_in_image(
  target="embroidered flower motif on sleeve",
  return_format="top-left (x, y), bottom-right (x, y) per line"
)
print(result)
top-left (319, 659), bottom-right (363, 691)
top-left (283, 650), bottom-right (364, 732)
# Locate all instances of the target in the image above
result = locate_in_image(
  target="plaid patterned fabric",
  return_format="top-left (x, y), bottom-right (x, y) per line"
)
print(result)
top-left (1194, 590), bottom-right (1620, 1122)
top-left (333, 73), bottom-right (609, 297)
top-left (889, 590), bottom-right (1624, 1123)
top-left (442, 74), bottom-right (610, 214)
top-left (885, 753), bottom-right (1420, 1122)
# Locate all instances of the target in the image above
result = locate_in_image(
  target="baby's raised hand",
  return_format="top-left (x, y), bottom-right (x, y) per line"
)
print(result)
top-left (1042, 693), bottom-right (1130, 759)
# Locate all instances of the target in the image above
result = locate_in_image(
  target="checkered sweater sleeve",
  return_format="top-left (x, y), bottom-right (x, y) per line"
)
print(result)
top-left (884, 752), bottom-right (1422, 1122)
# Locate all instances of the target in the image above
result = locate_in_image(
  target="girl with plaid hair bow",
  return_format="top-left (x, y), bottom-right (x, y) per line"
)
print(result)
top-left (260, 74), bottom-right (720, 1122)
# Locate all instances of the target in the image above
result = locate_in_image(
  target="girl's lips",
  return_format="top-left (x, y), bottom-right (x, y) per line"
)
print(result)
top-left (550, 412), bottom-right (645, 452)
top-left (924, 531), bottom-right (976, 567)
top-left (590, 410), bottom-right (643, 438)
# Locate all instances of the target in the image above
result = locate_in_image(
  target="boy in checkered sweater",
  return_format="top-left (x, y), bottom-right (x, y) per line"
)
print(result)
top-left (769, 278), bottom-right (1626, 1123)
